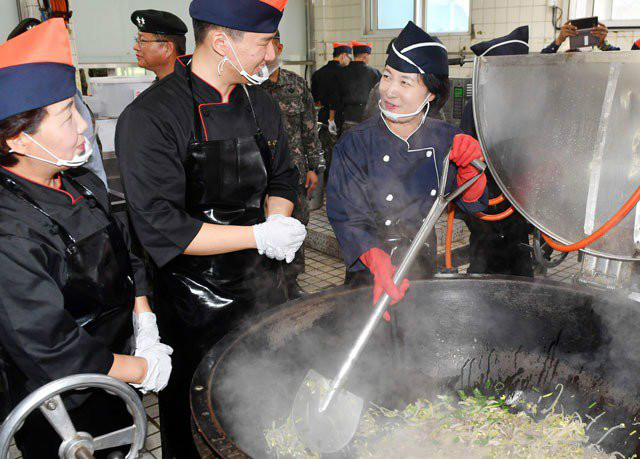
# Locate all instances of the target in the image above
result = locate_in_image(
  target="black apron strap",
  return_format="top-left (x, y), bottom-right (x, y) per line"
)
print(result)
top-left (184, 62), bottom-right (273, 181)
top-left (0, 172), bottom-right (76, 247)
top-left (62, 173), bottom-right (108, 215)
top-left (241, 85), bottom-right (273, 182)
top-left (185, 63), bottom-right (206, 143)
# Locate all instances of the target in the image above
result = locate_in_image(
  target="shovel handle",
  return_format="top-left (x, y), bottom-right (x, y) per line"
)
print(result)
top-left (320, 197), bottom-right (449, 412)
top-left (319, 157), bottom-right (487, 413)
top-left (470, 158), bottom-right (487, 172)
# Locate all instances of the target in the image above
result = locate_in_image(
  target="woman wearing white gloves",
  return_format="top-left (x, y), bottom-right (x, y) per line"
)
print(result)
top-left (0, 20), bottom-right (172, 458)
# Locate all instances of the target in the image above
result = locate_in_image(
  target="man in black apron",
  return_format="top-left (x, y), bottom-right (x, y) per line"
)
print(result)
top-left (338, 41), bottom-right (381, 131)
top-left (116, 0), bottom-right (302, 457)
top-left (311, 42), bottom-right (351, 176)
top-left (311, 42), bottom-right (351, 136)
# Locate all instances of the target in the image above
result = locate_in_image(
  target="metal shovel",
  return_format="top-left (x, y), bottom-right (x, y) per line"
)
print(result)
top-left (292, 156), bottom-right (487, 454)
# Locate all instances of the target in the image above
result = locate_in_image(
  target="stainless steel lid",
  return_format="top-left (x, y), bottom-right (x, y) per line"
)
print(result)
top-left (473, 51), bottom-right (640, 261)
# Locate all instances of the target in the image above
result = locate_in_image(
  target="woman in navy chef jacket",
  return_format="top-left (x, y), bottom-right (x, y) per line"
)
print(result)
top-left (327, 21), bottom-right (488, 313)
top-left (0, 20), bottom-right (172, 458)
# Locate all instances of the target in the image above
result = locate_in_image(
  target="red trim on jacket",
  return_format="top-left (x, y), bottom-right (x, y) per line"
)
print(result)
top-left (191, 69), bottom-right (232, 101)
top-left (176, 55), bottom-right (239, 141)
top-left (1, 166), bottom-right (84, 205)
top-left (197, 99), bottom-right (235, 141)
top-left (195, 80), bottom-right (237, 141)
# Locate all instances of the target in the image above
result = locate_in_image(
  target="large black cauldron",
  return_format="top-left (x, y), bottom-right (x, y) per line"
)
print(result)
top-left (190, 276), bottom-right (640, 457)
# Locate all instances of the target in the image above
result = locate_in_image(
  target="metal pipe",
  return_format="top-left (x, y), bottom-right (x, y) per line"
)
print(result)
top-left (16, 0), bottom-right (23, 21)
top-left (75, 446), bottom-right (95, 459)
top-left (305, 0), bottom-right (316, 81)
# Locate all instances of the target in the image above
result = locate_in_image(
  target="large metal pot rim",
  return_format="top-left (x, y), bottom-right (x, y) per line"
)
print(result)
top-left (189, 275), bottom-right (634, 457)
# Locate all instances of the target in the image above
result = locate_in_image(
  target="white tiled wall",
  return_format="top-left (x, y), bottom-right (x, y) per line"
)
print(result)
top-left (313, 0), bottom-right (640, 78)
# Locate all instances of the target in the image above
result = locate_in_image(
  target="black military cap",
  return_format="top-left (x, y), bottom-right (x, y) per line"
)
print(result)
top-left (7, 18), bottom-right (41, 41)
top-left (131, 10), bottom-right (188, 36)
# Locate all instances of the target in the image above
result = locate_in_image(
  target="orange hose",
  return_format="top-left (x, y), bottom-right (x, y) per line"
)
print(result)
top-left (489, 195), bottom-right (505, 206)
top-left (541, 183), bottom-right (640, 252)
top-left (475, 207), bottom-right (515, 221)
top-left (475, 194), bottom-right (512, 221)
top-left (445, 203), bottom-right (455, 269)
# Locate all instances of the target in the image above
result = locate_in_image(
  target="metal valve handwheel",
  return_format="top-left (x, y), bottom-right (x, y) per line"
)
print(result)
top-left (0, 374), bottom-right (147, 459)
top-left (533, 228), bottom-right (568, 270)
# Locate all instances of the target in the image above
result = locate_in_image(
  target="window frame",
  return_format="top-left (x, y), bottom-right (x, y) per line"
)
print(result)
top-left (364, 0), bottom-right (471, 37)
top-left (364, 0), bottom-right (418, 37)
top-left (573, 0), bottom-right (640, 29)
top-left (422, 0), bottom-right (472, 36)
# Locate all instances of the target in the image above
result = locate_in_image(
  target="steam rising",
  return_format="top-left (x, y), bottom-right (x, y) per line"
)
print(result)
top-left (195, 278), bottom-right (640, 457)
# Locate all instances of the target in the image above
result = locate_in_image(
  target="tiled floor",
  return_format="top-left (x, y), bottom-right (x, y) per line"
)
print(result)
top-left (298, 247), bottom-right (345, 293)
top-left (7, 217), bottom-right (584, 459)
top-left (306, 205), bottom-right (470, 260)
top-left (143, 394), bottom-right (162, 458)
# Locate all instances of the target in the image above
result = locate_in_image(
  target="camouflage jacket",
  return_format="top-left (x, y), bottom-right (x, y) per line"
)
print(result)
top-left (262, 68), bottom-right (324, 184)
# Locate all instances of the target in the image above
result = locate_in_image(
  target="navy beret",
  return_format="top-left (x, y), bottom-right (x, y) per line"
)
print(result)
top-left (189, 0), bottom-right (287, 34)
top-left (386, 21), bottom-right (448, 76)
top-left (131, 10), bottom-right (188, 36)
top-left (1, 20), bottom-right (76, 121)
top-left (470, 26), bottom-right (529, 57)
top-left (352, 41), bottom-right (372, 55)
top-left (333, 42), bottom-right (352, 56)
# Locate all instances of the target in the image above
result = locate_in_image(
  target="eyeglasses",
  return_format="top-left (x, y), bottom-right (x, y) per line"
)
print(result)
top-left (133, 36), bottom-right (169, 46)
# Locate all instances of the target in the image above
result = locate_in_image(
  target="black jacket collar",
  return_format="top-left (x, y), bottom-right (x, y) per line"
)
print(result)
top-left (175, 55), bottom-right (243, 105)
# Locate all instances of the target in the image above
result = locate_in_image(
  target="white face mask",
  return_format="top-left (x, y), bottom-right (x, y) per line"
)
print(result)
top-left (217, 34), bottom-right (270, 85)
top-left (266, 56), bottom-right (283, 76)
top-left (13, 133), bottom-right (93, 168)
top-left (379, 96), bottom-right (431, 122)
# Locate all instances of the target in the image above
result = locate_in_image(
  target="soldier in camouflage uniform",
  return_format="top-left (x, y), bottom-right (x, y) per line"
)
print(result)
top-left (262, 31), bottom-right (325, 298)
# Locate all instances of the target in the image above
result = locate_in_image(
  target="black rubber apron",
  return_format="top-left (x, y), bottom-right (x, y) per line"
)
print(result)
top-left (0, 171), bottom-right (135, 459)
top-left (153, 67), bottom-right (286, 458)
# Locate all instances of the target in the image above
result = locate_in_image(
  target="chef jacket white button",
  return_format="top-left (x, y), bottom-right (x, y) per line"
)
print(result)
top-left (426, 150), bottom-right (432, 158)
top-left (385, 220), bottom-right (392, 226)
top-left (383, 155), bottom-right (390, 162)
top-left (430, 189), bottom-right (437, 196)
top-left (386, 194), bottom-right (393, 202)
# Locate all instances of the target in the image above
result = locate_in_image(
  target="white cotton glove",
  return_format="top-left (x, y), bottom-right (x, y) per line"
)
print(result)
top-left (131, 343), bottom-right (173, 394)
top-left (328, 119), bottom-right (338, 136)
top-left (132, 311), bottom-right (161, 352)
top-left (253, 214), bottom-right (306, 263)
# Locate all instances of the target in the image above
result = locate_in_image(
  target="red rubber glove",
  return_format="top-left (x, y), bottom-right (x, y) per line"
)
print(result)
top-left (360, 248), bottom-right (410, 322)
top-left (449, 134), bottom-right (487, 203)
